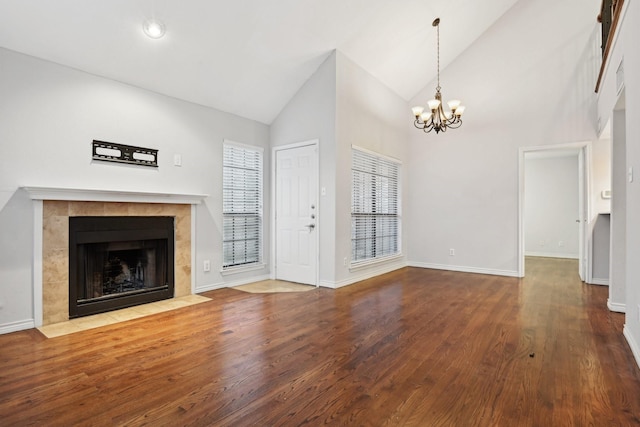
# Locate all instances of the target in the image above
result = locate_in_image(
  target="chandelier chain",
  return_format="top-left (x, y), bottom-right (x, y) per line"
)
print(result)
top-left (436, 21), bottom-right (440, 90)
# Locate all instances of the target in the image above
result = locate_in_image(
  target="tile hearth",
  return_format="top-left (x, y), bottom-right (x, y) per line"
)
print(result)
top-left (38, 294), bottom-right (210, 338)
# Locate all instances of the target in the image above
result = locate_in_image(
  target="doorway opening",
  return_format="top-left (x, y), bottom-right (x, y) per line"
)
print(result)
top-left (518, 143), bottom-right (591, 279)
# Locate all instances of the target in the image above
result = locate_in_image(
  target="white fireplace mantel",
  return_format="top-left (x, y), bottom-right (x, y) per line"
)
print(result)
top-left (23, 186), bottom-right (208, 204)
top-left (25, 186), bottom-right (207, 328)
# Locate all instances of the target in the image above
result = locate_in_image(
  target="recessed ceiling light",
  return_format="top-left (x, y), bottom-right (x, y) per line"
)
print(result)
top-left (143, 19), bottom-right (165, 39)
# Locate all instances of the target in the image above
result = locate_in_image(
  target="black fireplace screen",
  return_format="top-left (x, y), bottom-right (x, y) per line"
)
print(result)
top-left (69, 216), bottom-right (174, 318)
top-left (80, 240), bottom-right (167, 302)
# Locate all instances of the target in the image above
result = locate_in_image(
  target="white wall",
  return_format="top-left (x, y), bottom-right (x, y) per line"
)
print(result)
top-left (610, 108), bottom-right (626, 310)
top-left (524, 156), bottom-right (579, 259)
top-left (270, 52), bottom-right (337, 284)
top-left (623, 0), bottom-right (640, 368)
top-left (406, 0), bottom-right (600, 276)
top-left (334, 51), bottom-right (408, 286)
top-left (596, 0), bottom-right (640, 368)
top-left (270, 51), bottom-right (409, 287)
top-left (0, 48), bottom-right (270, 332)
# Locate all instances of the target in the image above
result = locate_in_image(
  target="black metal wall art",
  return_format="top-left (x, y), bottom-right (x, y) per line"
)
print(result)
top-left (92, 140), bottom-right (158, 167)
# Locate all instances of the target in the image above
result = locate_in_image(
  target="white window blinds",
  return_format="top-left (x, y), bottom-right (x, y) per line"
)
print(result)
top-left (223, 143), bottom-right (262, 268)
top-left (351, 148), bottom-right (400, 264)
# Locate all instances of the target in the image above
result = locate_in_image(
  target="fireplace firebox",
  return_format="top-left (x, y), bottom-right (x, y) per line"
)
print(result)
top-left (69, 216), bottom-right (175, 318)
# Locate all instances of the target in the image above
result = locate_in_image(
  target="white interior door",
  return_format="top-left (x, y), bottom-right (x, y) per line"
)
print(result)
top-left (275, 144), bottom-right (318, 285)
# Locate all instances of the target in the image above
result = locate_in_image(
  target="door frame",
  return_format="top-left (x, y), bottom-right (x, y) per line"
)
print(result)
top-left (518, 141), bottom-right (592, 279)
top-left (271, 139), bottom-right (320, 286)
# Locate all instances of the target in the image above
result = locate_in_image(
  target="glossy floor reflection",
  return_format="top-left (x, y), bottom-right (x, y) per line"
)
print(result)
top-left (3, 258), bottom-right (640, 426)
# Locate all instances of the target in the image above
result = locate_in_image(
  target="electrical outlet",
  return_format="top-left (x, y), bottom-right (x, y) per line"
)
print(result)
top-left (203, 260), bottom-right (211, 272)
top-left (343, 257), bottom-right (347, 266)
top-left (558, 241), bottom-right (564, 247)
top-left (449, 249), bottom-right (455, 256)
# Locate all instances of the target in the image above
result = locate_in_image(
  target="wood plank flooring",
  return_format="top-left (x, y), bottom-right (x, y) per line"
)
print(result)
top-left (1, 257), bottom-right (640, 426)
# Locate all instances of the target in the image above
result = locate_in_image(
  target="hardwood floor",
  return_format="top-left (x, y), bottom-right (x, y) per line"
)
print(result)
top-left (1, 257), bottom-right (640, 426)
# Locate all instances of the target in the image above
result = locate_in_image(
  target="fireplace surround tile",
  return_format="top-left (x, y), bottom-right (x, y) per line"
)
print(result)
top-left (103, 202), bottom-right (131, 216)
top-left (42, 200), bottom-right (192, 326)
top-left (44, 200), bottom-right (70, 217)
top-left (175, 213), bottom-right (191, 241)
top-left (42, 247), bottom-right (68, 281)
top-left (43, 216), bottom-right (68, 253)
top-left (175, 264), bottom-right (191, 297)
top-left (68, 201), bottom-right (106, 216)
top-left (43, 281), bottom-right (69, 324)
top-left (175, 239), bottom-right (191, 267)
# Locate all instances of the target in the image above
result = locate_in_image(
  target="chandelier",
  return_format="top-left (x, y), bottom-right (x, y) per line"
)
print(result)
top-left (412, 18), bottom-right (465, 134)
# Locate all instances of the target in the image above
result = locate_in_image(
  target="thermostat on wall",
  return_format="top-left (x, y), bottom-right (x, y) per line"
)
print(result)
top-left (601, 190), bottom-right (611, 199)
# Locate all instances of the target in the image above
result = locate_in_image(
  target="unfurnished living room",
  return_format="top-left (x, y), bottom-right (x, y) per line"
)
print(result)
top-left (1, 0), bottom-right (640, 425)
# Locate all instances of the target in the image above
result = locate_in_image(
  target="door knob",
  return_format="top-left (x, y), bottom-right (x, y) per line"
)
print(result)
top-left (305, 224), bottom-right (315, 230)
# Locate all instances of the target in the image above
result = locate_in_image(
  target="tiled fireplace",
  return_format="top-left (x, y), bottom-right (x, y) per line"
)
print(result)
top-left (26, 187), bottom-right (206, 327)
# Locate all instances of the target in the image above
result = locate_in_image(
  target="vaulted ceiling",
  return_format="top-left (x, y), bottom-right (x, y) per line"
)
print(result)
top-left (0, 0), bottom-right (520, 124)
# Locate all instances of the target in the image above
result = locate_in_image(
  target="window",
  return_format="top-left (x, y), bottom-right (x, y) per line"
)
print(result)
top-left (351, 147), bottom-right (401, 265)
top-left (223, 142), bottom-right (263, 269)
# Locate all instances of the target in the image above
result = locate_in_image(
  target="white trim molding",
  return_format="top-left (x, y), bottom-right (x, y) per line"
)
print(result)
top-left (320, 261), bottom-right (406, 289)
top-left (408, 261), bottom-right (520, 278)
top-left (588, 278), bottom-right (609, 286)
top-left (607, 299), bottom-right (626, 313)
top-left (23, 186), bottom-right (207, 204)
top-left (524, 252), bottom-right (579, 260)
top-left (196, 274), bottom-right (271, 293)
top-left (623, 325), bottom-right (640, 370)
top-left (221, 264), bottom-right (268, 276)
top-left (0, 319), bottom-right (35, 335)
top-left (518, 142), bottom-right (592, 279)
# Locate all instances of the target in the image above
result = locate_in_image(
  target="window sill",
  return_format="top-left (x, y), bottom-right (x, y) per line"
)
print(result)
top-left (221, 263), bottom-right (267, 276)
top-left (349, 254), bottom-right (403, 272)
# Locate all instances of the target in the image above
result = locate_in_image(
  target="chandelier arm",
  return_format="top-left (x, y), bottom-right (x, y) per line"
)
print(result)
top-left (444, 115), bottom-right (458, 125)
top-left (446, 120), bottom-right (462, 130)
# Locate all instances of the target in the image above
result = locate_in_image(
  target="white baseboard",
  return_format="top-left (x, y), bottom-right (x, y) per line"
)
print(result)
top-left (407, 261), bottom-right (519, 278)
top-left (195, 274), bottom-right (271, 293)
top-left (0, 319), bottom-right (35, 335)
top-left (319, 261), bottom-right (406, 289)
top-left (607, 299), bottom-right (626, 313)
top-left (525, 251), bottom-right (579, 259)
top-left (623, 325), bottom-right (640, 370)
top-left (588, 278), bottom-right (609, 286)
